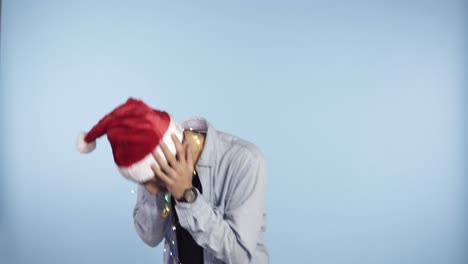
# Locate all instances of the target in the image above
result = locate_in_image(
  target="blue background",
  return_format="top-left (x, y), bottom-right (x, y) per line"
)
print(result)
top-left (0, 0), bottom-right (466, 263)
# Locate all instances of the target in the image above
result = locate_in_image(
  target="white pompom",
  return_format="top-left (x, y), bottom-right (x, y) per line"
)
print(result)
top-left (76, 131), bottom-right (96, 153)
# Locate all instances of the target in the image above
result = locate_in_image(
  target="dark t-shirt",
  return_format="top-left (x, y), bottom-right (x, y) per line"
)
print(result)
top-left (171, 171), bottom-right (204, 264)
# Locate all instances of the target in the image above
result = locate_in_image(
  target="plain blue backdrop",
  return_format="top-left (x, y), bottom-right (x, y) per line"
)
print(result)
top-left (0, 0), bottom-right (466, 263)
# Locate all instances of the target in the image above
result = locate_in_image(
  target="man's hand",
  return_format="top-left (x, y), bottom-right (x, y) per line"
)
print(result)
top-left (151, 134), bottom-right (194, 201)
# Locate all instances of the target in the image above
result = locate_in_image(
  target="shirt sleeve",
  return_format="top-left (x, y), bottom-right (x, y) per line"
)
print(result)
top-left (133, 184), bottom-right (171, 247)
top-left (174, 151), bottom-right (267, 263)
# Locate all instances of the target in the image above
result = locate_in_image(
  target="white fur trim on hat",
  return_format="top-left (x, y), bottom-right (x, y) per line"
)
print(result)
top-left (117, 117), bottom-right (184, 183)
top-left (76, 131), bottom-right (96, 153)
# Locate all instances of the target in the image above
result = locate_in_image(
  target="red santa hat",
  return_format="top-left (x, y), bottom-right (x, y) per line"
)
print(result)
top-left (76, 98), bottom-right (183, 183)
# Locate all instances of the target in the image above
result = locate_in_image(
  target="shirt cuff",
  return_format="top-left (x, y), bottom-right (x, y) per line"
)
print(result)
top-left (174, 188), bottom-right (207, 229)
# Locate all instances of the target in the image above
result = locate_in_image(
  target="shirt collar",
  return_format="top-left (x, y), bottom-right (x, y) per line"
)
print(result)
top-left (181, 117), bottom-right (216, 167)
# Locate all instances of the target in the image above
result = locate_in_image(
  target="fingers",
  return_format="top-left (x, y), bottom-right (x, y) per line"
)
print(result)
top-left (151, 163), bottom-right (174, 186)
top-left (171, 134), bottom-right (186, 162)
top-left (159, 141), bottom-right (177, 167)
top-left (159, 136), bottom-right (187, 166)
top-left (152, 150), bottom-right (174, 177)
top-left (185, 144), bottom-right (193, 168)
top-left (150, 134), bottom-right (195, 199)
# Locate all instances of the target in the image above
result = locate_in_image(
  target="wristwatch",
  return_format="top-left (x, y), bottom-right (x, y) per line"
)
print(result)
top-left (180, 187), bottom-right (198, 203)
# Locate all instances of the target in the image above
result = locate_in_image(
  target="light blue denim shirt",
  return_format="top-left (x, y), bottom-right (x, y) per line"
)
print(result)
top-left (133, 117), bottom-right (269, 264)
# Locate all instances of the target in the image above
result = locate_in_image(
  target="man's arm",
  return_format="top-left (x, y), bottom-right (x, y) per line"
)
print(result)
top-left (133, 184), bottom-right (171, 247)
top-left (175, 151), bottom-right (267, 263)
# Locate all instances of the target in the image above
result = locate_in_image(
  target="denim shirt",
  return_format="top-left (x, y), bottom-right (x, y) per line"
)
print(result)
top-left (133, 118), bottom-right (269, 264)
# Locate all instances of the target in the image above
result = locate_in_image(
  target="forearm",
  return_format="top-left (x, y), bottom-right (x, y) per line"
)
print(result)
top-left (175, 191), bottom-right (252, 263)
top-left (133, 184), bottom-right (170, 247)
top-left (174, 154), bottom-right (267, 263)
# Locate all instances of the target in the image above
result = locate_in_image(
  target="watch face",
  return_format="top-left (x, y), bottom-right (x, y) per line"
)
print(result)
top-left (184, 188), bottom-right (197, 203)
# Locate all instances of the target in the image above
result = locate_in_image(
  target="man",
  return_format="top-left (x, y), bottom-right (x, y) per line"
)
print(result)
top-left (76, 98), bottom-right (268, 263)
top-left (134, 117), bottom-right (269, 263)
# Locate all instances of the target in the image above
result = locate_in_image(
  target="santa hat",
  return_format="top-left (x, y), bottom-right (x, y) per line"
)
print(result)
top-left (76, 98), bottom-right (183, 183)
